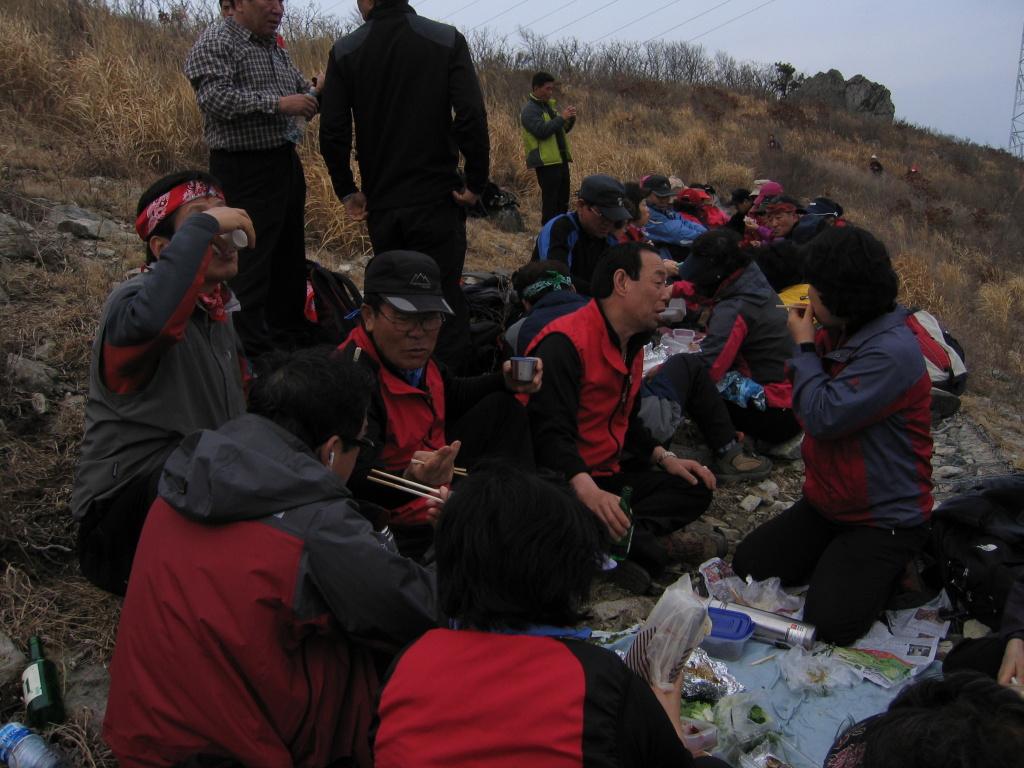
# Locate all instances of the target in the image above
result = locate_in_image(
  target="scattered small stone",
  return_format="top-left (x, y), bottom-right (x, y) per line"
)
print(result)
top-left (739, 494), bottom-right (762, 513)
top-left (49, 204), bottom-right (103, 223)
top-left (95, 247), bottom-right (116, 258)
top-left (934, 465), bottom-right (964, 479)
top-left (6, 353), bottom-right (57, 392)
top-left (757, 480), bottom-right (780, 498)
top-left (30, 393), bottom-right (48, 414)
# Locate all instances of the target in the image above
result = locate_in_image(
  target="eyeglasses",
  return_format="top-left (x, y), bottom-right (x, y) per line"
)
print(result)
top-left (377, 309), bottom-right (445, 333)
top-left (343, 435), bottom-right (375, 452)
top-left (587, 205), bottom-right (626, 227)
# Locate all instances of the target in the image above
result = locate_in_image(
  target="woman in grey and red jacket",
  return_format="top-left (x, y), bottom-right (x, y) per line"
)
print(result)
top-left (732, 227), bottom-right (933, 646)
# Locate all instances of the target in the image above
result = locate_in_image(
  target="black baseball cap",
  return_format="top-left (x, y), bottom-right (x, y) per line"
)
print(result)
top-left (363, 251), bottom-right (454, 314)
top-left (728, 187), bottom-right (752, 206)
top-left (578, 174), bottom-right (630, 222)
top-left (676, 252), bottom-right (726, 285)
top-left (642, 173), bottom-right (675, 198)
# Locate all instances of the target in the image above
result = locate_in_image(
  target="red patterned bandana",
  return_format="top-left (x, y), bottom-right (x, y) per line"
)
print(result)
top-left (765, 201), bottom-right (799, 216)
top-left (136, 180), bottom-right (225, 241)
top-left (196, 284), bottom-right (229, 323)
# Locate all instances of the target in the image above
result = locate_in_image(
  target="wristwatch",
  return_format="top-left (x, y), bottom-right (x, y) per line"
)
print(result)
top-left (655, 450), bottom-right (677, 466)
top-left (341, 192), bottom-right (357, 204)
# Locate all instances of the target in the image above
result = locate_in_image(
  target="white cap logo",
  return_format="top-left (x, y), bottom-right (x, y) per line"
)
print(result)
top-left (410, 272), bottom-right (432, 289)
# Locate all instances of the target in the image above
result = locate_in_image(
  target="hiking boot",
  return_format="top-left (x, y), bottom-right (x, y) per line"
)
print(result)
top-left (930, 387), bottom-right (961, 421)
top-left (602, 559), bottom-right (653, 595)
top-left (759, 431), bottom-right (805, 461)
top-left (658, 529), bottom-right (728, 565)
top-left (715, 442), bottom-right (773, 483)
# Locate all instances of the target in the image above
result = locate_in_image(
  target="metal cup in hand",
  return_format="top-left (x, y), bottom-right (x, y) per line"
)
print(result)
top-left (509, 357), bottom-right (537, 382)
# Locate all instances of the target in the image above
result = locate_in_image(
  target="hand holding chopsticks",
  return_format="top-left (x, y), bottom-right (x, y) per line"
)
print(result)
top-left (368, 468), bottom-right (445, 502)
top-left (406, 440), bottom-right (463, 487)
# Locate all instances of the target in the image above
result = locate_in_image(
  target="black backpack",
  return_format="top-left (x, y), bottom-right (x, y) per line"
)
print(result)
top-left (460, 269), bottom-right (522, 374)
top-left (466, 180), bottom-right (526, 233)
top-left (923, 475), bottom-right (1024, 630)
top-left (305, 259), bottom-right (363, 344)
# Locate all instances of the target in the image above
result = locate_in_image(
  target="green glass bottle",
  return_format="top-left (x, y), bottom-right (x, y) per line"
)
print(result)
top-left (609, 486), bottom-right (634, 561)
top-left (21, 637), bottom-right (65, 728)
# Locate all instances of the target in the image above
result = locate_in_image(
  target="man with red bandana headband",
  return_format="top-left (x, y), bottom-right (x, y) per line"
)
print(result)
top-left (72, 171), bottom-right (253, 595)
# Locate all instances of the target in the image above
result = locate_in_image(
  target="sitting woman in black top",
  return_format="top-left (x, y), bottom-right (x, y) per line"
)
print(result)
top-left (372, 464), bottom-right (727, 768)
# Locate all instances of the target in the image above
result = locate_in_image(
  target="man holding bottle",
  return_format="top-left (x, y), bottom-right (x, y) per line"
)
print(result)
top-left (525, 242), bottom-right (723, 594)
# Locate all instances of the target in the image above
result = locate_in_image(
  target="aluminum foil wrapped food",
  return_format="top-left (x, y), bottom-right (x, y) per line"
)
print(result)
top-left (680, 647), bottom-right (745, 701)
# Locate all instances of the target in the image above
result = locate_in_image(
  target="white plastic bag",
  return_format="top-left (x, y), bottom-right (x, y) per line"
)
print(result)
top-left (777, 645), bottom-right (860, 695)
top-left (624, 576), bottom-right (711, 690)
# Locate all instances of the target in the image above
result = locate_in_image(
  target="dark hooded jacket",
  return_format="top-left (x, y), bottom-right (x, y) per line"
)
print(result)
top-left (104, 414), bottom-right (438, 768)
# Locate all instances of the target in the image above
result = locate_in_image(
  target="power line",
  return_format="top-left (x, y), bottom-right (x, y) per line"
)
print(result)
top-left (543, 0), bottom-right (627, 40)
top-left (503, 0), bottom-right (585, 40)
top-left (442, 0), bottom-right (486, 21)
top-left (592, 0), bottom-right (687, 44)
top-left (469, 0), bottom-right (532, 32)
top-left (684, 0), bottom-right (780, 43)
top-left (641, 0), bottom-right (737, 45)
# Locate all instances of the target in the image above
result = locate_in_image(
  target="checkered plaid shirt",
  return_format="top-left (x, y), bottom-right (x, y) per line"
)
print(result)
top-left (184, 18), bottom-right (309, 151)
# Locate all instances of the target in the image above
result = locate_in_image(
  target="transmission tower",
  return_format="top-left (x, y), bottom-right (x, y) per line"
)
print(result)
top-left (1012, 21), bottom-right (1024, 158)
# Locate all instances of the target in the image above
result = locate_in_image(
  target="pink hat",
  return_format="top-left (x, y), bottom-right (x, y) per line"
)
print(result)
top-left (751, 181), bottom-right (784, 210)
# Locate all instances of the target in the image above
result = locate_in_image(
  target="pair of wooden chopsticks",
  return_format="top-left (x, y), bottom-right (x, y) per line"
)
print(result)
top-left (410, 458), bottom-right (468, 477)
top-left (367, 468), bottom-right (445, 502)
top-left (776, 303), bottom-right (809, 309)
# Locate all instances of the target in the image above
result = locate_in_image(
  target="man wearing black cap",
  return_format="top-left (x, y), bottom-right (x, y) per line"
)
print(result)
top-left (725, 187), bottom-right (755, 236)
top-left (532, 173), bottom-right (629, 295)
top-left (338, 251), bottom-right (541, 559)
top-left (641, 173), bottom-right (707, 260)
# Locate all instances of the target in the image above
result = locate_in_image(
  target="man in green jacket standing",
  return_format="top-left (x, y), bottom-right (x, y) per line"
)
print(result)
top-left (521, 71), bottom-right (577, 225)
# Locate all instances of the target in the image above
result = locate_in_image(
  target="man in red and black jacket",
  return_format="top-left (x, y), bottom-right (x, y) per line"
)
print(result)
top-left (72, 171), bottom-right (251, 595)
top-left (525, 241), bottom-right (722, 592)
top-left (337, 251), bottom-right (541, 560)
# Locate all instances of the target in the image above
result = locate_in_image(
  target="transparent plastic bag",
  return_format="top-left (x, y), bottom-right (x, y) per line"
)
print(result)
top-left (624, 576), bottom-right (711, 690)
top-left (777, 646), bottom-right (860, 695)
top-left (713, 691), bottom-right (777, 758)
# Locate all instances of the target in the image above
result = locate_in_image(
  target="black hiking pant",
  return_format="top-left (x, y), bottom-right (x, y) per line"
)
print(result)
top-left (732, 498), bottom-right (929, 646)
top-left (535, 163), bottom-right (571, 225)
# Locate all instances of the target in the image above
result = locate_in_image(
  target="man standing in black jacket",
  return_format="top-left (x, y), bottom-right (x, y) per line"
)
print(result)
top-left (319, 0), bottom-right (490, 370)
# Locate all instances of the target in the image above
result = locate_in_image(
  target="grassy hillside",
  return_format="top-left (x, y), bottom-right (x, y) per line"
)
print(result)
top-left (0, 0), bottom-right (1023, 762)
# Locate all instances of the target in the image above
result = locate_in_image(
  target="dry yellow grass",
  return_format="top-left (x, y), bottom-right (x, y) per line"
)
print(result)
top-left (2, 2), bottom-right (1024, 764)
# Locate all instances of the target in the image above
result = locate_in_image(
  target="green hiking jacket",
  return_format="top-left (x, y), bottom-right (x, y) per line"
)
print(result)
top-left (520, 94), bottom-right (574, 168)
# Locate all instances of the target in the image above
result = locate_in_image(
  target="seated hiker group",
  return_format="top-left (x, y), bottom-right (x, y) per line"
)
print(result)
top-left (71, 163), bottom-right (996, 767)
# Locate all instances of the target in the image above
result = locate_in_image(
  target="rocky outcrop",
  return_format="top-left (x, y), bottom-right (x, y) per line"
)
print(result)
top-left (792, 68), bottom-right (895, 121)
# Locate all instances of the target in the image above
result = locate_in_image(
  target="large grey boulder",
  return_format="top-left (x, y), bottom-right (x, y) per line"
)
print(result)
top-left (792, 68), bottom-right (895, 121)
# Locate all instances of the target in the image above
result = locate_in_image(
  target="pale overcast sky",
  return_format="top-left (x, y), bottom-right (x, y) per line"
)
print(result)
top-left (310, 0), bottom-right (1023, 151)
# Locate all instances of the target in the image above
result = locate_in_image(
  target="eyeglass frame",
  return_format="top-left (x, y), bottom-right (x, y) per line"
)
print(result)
top-left (376, 308), bottom-right (446, 333)
top-left (585, 204), bottom-right (627, 227)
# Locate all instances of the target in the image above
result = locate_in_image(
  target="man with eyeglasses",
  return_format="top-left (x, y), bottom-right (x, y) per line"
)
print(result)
top-left (532, 174), bottom-right (629, 296)
top-left (339, 251), bottom-right (542, 560)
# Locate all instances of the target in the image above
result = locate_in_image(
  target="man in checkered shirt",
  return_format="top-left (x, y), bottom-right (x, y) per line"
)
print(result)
top-left (185, 0), bottom-right (322, 357)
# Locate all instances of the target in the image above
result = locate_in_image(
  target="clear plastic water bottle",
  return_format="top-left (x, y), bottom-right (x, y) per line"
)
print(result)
top-left (284, 85), bottom-right (319, 144)
top-left (0, 722), bottom-right (72, 768)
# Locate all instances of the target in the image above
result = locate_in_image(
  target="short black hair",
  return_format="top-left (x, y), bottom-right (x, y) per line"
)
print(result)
top-left (691, 228), bottom-right (751, 276)
top-left (590, 241), bottom-right (656, 299)
top-left (855, 672), bottom-right (1024, 768)
top-left (622, 182), bottom-right (647, 221)
top-left (248, 346), bottom-right (372, 452)
top-left (434, 464), bottom-right (607, 631)
top-left (512, 259), bottom-right (571, 302)
top-left (801, 226), bottom-right (899, 323)
top-left (531, 71), bottom-right (555, 90)
top-left (136, 170), bottom-right (221, 265)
